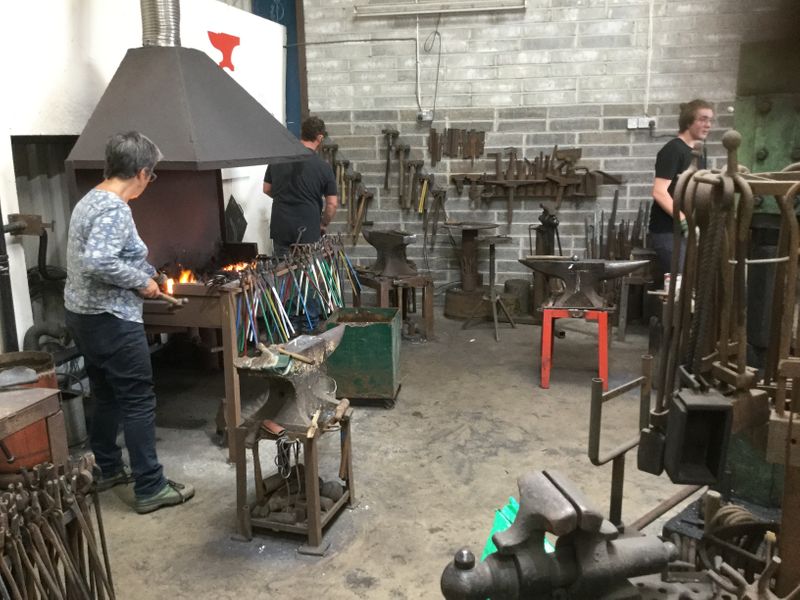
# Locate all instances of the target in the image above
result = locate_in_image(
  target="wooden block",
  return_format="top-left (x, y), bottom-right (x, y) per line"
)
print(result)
top-left (766, 410), bottom-right (800, 466)
top-left (731, 388), bottom-right (770, 434)
top-left (0, 389), bottom-right (60, 439)
top-left (46, 410), bottom-right (69, 467)
top-left (779, 357), bottom-right (800, 379)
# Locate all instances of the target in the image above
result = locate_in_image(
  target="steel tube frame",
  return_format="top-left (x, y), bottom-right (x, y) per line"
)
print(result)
top-left (587, 355), bottom-right (653, 526)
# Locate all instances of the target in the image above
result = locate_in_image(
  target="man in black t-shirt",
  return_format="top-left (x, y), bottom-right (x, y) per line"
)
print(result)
top-left (649, 99), bottom-right (713, 279)
top-left (263, 116), bottom-right (337, 332)
top-left (263, 116), bottom-right (338, 257)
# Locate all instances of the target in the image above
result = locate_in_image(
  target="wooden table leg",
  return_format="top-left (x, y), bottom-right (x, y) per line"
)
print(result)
top-left (618, 278), bottom-right (630, 341)
top-left (46, 411), bottom-right (68, 468)
top-left (221, 291), bottom-right (242, 463)
top-left (423, 280), bottom-right (434, 338)
top-left (379, 280), bottom-right (391, 308)
top-left (303, 435), bottom-right (323, 549)
top-left (234, 427), bottom-right (252, 540)
top-left (341, 416), bottom-right (356, 506)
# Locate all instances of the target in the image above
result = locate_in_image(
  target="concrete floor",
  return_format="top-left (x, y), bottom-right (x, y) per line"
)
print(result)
top-left (94, 310), bottom-right (691, 599)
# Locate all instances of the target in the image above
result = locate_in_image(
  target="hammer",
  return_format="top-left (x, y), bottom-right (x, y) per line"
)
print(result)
top-left (321, 142), bottom-right (338, 169)
top-left (451, 175), bottom-right (466, 196)
top-left (382, 128), bottom-right (399, 191)
top-left (396, 144), bottom-right (410, 205)
top-left (348, 172), bottom-right (362, 228)
top-left (157, 292), bottom-right (188, 307)
top-left (418, 173), bottom-right (435, 214)
top-left (505, 147), bottom-right (519, 180)
top-left (429, 189), bottom-right (447, 249)
top-left (405, 160), bottom-right (424, 210)
top-left (466, 175), bottom-right (484, 209)
top-left (339, 159), bottom-right (351, 207)
top-left (352, 190), bottom-right (373, 246)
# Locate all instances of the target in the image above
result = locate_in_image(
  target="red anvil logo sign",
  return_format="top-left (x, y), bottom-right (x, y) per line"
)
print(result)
top-left (208, 31), bottom-right (240, 71)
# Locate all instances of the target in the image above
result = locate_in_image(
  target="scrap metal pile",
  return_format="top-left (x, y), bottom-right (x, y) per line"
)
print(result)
top-left (0, 455), bottom-right (115, 600)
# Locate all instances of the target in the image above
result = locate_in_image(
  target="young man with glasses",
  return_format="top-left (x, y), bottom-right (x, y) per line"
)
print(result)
top-left (648, 99), bottom-right (714, 281)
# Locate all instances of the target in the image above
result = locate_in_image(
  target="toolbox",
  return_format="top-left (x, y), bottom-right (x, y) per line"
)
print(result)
top-left (325, 307), bottom-right (401, 407)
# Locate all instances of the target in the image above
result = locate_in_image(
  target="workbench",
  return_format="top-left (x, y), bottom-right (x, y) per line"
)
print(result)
top-left (143, 281), bottom-right (242, 462)
top-left (0, 387), bottom-right (68, 479)
top-left (232, 409), bottom-right (355, 554)
top-left (353, 270), bottom-right (434, 338)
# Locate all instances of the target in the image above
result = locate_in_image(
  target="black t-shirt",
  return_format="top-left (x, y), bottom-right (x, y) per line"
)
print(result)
top-left (265, 154), bottom-right (337, 245)
top-left (648, 137), bottom-right (706, 233)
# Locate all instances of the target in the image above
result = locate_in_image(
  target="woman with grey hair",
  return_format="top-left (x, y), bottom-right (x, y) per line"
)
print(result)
top-left (65, 131), bottom-right (195, 514)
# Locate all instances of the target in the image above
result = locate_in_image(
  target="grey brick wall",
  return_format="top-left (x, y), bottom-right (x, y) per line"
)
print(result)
top-left (301, 0), bottom-right (782, 289)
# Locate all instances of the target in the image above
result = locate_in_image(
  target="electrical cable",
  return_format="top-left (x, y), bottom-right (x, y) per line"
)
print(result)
top-left (423, 14), bottom-right (444, 124)
top-left (643, 0), bottom-right (655, 116)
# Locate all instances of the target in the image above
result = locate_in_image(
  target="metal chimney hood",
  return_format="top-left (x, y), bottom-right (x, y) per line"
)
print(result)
top-left (67, 1), bottom-right (311, 170)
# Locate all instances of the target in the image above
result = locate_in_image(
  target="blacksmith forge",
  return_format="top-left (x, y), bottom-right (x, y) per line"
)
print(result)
top-left (64, 1), bottom-right (312, 461)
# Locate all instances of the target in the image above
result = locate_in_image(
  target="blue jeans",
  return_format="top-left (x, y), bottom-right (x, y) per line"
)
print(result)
top-left (65, 310), bottom-right (166, 497)
top-left (649, 232), bottom-right (686, 284)
top-left (273, 240), bottom-right (321, 333)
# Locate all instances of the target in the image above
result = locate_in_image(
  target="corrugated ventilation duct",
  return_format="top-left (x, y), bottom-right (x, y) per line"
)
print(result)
top-left (141, 0), bottom-right (181, 47)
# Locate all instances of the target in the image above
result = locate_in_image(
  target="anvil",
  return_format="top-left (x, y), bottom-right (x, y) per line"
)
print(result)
top-left (237, 324), bottom-right (347, 435)
top-left (519, 256), bottom-right (649, 309)
top-left (362, 229), bottom-right (419, 278)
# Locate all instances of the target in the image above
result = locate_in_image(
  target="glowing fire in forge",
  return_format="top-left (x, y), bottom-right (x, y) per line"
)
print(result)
top-left (222, 262), bottom-right (250, 272)
top-left (164, 269), bottom-right (196, 295)
top-left (163, 263), bottom-right (249, 295)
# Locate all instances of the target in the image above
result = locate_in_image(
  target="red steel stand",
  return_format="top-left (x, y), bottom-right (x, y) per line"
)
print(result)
top-left (540, 308), bottom-right (610, 391)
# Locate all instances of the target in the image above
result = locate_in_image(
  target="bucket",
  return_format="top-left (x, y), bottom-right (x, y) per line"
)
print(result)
top-left (0, 351), bottom-right (58, 473)
top-left (60, 389), bottom-right (88, 447)
top-left (0, 351), bottom-right (58, 388)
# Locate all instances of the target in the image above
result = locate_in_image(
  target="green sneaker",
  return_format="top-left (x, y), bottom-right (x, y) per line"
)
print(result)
top-left (95, 466), bottom-right (132, 492)
top-left (135, 480), bottom-right (195, 514)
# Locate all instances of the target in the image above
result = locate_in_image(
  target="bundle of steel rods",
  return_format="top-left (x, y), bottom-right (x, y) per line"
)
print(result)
top-left (0, 454), bottom-right (115, 600)
top-left (231, 235), bottom-right (361, 351)
top-left (584, 197), bottom-right (649, 260)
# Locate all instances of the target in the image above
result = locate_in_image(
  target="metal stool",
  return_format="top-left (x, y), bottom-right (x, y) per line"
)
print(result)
top-left (540, 308), bottom-right (611, 390)
top-left (463, 236), bottom-right (516, 341)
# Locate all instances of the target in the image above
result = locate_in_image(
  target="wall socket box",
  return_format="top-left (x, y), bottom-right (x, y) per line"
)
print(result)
top-left (627, 117), bottom-right (655, 130)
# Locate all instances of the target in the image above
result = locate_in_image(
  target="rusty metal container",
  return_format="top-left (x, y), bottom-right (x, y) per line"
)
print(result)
top-left (325, 308), bottom-right (400, 407)
top-left (0, 351), bottom-right (59, 472)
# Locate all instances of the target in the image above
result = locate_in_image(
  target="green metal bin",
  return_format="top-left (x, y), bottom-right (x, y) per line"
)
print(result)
top-left (325, 307), bottom-right (401, 407)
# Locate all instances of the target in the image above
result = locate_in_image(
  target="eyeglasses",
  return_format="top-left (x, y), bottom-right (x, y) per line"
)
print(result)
top-left (147, 171), bottom-right (157, 183)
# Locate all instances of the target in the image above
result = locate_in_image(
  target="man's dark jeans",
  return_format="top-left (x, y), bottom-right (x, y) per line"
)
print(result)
top-left (65, 310), bottom-right (166, 497)
top-left (649, 232), bottom-right (686, 285)
top-left (273, 240), bottom-right (321, 333)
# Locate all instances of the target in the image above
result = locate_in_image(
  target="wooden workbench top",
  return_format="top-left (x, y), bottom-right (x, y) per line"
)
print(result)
top-left (0, 387), bottom-right (61, 439)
